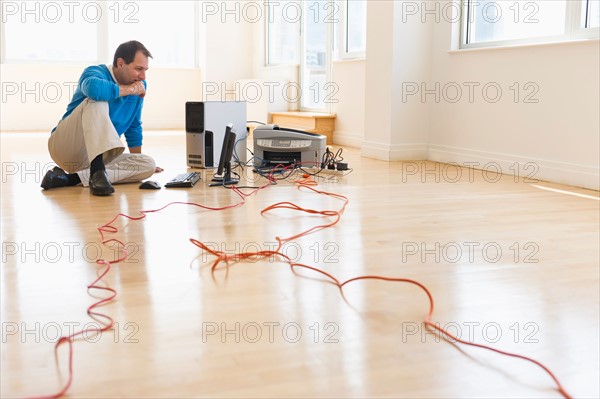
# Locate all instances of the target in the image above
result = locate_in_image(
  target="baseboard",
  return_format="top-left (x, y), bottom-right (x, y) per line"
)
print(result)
top-left (429, 144), bottom-right (599, 190)
top-left (332, 130), bottom-right (362, 148)
top-left (361, 140), bottom-right (429, 161)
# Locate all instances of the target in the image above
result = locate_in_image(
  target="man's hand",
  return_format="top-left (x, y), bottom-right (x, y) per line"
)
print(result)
top-left (119, 81), bottom-right (146, 98)
top-left (155, 166), bottom-right (164, 173)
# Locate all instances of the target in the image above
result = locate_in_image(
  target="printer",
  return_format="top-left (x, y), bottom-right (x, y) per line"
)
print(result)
top-left (253, 125), bottom-right (326, 169)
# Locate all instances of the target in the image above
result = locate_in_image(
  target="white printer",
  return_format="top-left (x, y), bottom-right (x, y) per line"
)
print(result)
top-left (253, 125), bottom-right (326, 169)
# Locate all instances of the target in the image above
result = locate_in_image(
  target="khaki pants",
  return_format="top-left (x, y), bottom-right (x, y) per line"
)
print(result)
top-left (48, 99), bottom-right (155, 187)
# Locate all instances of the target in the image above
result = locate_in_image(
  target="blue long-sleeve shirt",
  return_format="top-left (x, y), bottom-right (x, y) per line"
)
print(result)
top-left (54, 65), bottom-right (145, 148)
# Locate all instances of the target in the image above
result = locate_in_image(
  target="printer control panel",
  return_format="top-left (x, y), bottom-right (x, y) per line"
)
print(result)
top-left (256, 139), bottom-right (311, 149)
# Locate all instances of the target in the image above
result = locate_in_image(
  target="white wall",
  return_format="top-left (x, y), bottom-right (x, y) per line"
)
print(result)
top-left (359, 0), bottom-right (599, 189)
top-left (362, 0), bottom-right (431, 161)
top-left (362, 0), bottom-right (394, 158)
top-left (427, 12), bottom-right (599, 189)
top-left (331, 59), bottom-right (366, 148)
top-left (253, 64), bottom-right (300, 121)
top-left (1, 64), bottom-right (81, 132)
top-left (0, 64), bottom-right (203, 131)
top-left (200, 3), bottom-right (255, 101)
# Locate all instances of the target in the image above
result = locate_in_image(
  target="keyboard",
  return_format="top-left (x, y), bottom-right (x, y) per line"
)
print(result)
top-left (165, 172), bottom-right (202, 188)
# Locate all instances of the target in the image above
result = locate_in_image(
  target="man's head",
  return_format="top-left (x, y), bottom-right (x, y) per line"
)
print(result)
top-left (112, 41), bottom-right (152, 85)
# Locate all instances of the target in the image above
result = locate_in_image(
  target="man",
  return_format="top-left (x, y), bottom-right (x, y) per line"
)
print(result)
top-left (41, 40), bottom-right (162, 196)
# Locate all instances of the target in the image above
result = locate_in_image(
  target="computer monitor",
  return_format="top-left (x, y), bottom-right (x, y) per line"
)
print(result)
top-left (210, 124), bottom-right (239, 187)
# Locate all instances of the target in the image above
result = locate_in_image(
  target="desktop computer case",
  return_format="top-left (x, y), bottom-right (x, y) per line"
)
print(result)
top-left (186, 101), bottom-right (247, 168)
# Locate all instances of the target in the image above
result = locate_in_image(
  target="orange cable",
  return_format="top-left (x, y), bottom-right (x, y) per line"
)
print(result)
top-left (29, 179), bottom-right (573, 399)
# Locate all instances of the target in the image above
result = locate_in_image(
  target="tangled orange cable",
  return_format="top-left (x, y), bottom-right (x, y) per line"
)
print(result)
top-left (261, 184), bottom-right (349, 247)
top-left (28, 197), bottom-right (247, 399)
top-left (29, 179), bottom-right (572, 399)
top-left (189, 182), bottom-right (573, 399)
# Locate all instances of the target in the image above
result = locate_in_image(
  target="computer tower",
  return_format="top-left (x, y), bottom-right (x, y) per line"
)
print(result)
top-left (186, 101), bottom-right (247, 168)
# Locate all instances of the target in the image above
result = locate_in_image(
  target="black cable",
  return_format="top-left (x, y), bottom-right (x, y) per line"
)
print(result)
top-left (321, 148), bottom-right (335, 169)
top-left (334, 148), bottom-right (344, 163)
top-left (299, 166), bottom-right (323, 176)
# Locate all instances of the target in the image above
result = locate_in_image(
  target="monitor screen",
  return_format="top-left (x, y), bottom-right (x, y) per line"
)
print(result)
top-left (214, 124), bottom-right (235, 177)
top-left (209, 123), bottom-right (239, 187)
top-left (210, 124), bottom-right (239, 187)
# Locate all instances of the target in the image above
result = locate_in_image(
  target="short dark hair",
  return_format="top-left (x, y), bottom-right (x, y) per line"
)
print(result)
top-left (113, 41), bottom-right (152, 67)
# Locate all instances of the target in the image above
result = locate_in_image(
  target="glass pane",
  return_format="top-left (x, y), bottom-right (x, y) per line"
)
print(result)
top-left (108, 1), bottom-right (195, 68)
top-left (587, 0), bottom-right (600, 28)
top-left (3, 0), bottom-right (97, 61)
top-left (266, 0), bottom-right (299, 64)
top-left (346, 0), bottom-right (366, 53)
top-left (302, 0), bottom-right (328, 110)
top-left (468, 0), bottom-right (567, 44)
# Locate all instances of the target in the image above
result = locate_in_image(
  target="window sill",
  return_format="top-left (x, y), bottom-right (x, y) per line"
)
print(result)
top-left (450, 37), bottom-right (599, 54)
top-left (332, 58), bottom-right (366, 64)
top-left (262, 63), bottom-right (300, 68)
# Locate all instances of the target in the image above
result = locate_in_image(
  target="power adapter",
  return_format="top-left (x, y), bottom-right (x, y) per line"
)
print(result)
top-left (337, 162), bottom-right (348, 171)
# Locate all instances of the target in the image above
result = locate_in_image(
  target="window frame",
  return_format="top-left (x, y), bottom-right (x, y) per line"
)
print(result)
top-left (264, 0), bottom-right (301, 66)
top-left (264, 0), bottom-right (365, 112)
top-left (299, 0), bottom-right (334, 112)
top-left (583, 0), bottom-right (600, 28)
top-left (338, 0), bottom-right (366, 60)
top-left (264, 0), bottom-right (366, 65)
top-left (460, 0), bottom-right (599, 50)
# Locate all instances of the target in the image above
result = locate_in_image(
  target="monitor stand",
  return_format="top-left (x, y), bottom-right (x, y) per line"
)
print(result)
top-left (209, 161), bottom-right (239, 187)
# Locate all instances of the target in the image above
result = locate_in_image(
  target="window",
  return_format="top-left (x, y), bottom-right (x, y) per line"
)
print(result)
top-left (2, 0), bottom-right (98, 62)
top-left (462, 0), bottom-right (600, 48)
top-left (301, 0), bottom-right (331, 110)
top-left (1, 0), bottom-right (197, 67)
top-left (108, 1), bottom-right (196, 68)
top-left (265, 0), bottom-right (366, 65)
top-left (265, 0), bottom-right (365, 111)
top-left (585, 0), bottom-right (600, 28)
top-left (341, 0), bottom-right (366, 58)
top-left (265, 0), bottom-right (300, 65)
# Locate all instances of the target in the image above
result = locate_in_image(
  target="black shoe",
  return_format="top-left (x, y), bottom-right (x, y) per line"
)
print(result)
top-left (89, 170), bottom-right (114, 196)
top-left (41, 166), bottom-right (69, 190)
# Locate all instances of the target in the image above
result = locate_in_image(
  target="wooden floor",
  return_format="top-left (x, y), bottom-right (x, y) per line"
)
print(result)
top-left (1, 132), bottom-right (599, 398)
